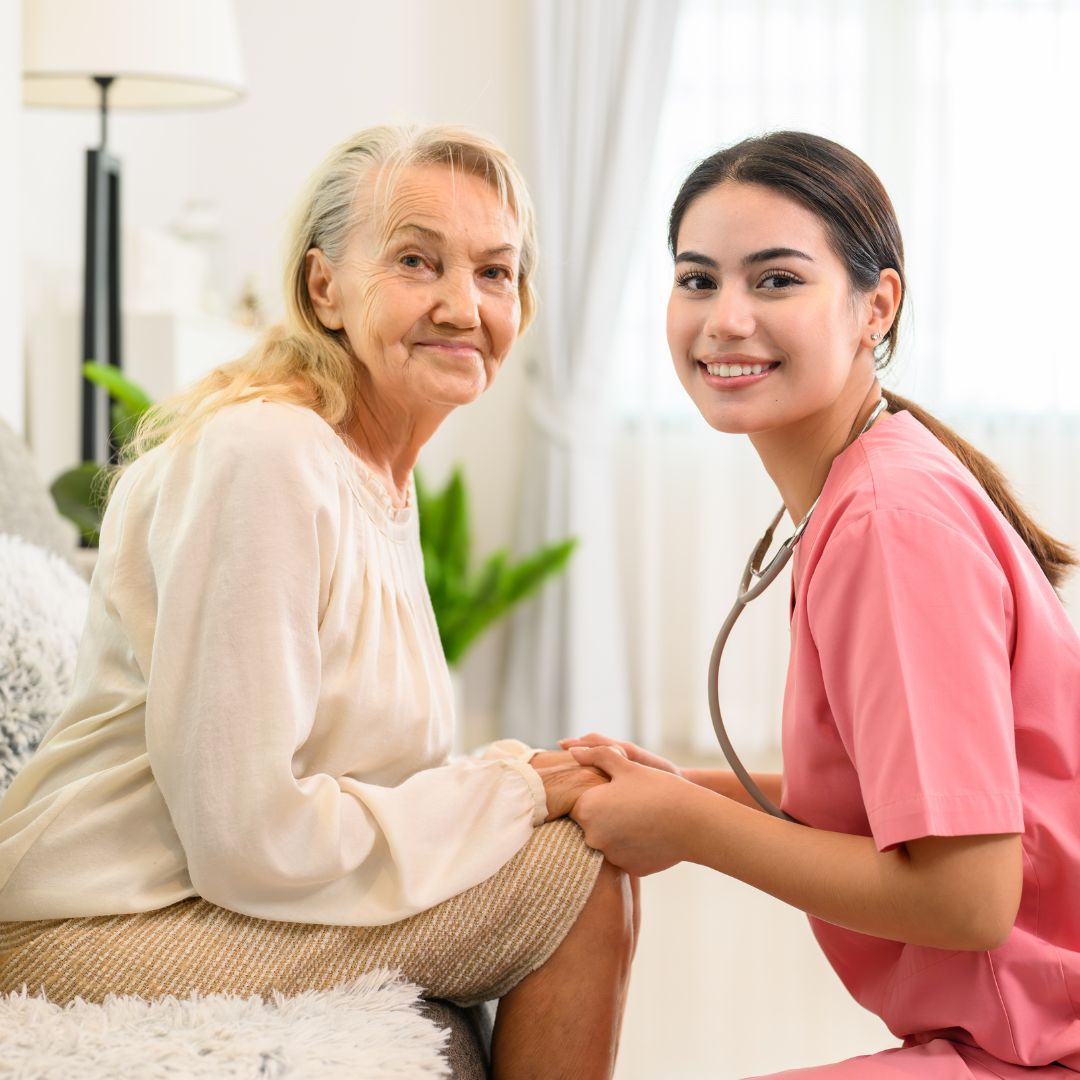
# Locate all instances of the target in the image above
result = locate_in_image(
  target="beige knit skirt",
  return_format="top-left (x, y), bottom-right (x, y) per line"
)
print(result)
top-left (0, 818), bottom-right (601, 1008)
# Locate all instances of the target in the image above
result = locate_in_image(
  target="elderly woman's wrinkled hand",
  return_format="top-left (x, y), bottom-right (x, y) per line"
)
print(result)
top-left (536, 762), bottom-right (611, 822)
top-left (529, 747), bottom-right (626, 771)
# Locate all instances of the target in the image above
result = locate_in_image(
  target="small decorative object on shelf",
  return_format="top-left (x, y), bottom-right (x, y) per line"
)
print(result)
top-left (233, 276), bottom-right (268, 329)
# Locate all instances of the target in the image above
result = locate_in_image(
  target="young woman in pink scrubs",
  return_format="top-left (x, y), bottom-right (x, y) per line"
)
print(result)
top-left (564, 132), bottom-right (1080, 1077)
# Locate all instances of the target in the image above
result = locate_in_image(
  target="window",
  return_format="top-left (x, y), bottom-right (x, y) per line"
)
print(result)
top-left (615, 0), bottom-right (1080, 420)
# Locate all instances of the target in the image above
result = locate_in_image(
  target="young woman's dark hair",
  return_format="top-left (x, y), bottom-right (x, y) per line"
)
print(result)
top-left (669, 130), bottom-right (1075, 589)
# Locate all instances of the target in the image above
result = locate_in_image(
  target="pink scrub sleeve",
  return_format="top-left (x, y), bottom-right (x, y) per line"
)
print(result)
top-left (805, 508), bottom-right (1025, 851)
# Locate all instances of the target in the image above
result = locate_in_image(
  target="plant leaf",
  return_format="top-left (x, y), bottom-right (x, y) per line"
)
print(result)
top-left (438, 469), bottom-right (471, 590)
top-left (50, 463), bottom-right (106, 545)
top-left (83, 361), bottom-right (153, 414)
top-left (414, 466), bottom-right (576, 666)
top-left (441, 539), bottom-right (577, 664)
top-left (503, 539), bottom-right (577, 603)
top-left (110, 404), bottom-right (142, 451)
top-left (471, 551), bottom-right (507, 610)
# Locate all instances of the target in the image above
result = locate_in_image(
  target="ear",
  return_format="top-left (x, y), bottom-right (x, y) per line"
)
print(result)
top-left (305, 249), bottom-right (345, 330)
top-left (864, 267), bottom-right (902, 347)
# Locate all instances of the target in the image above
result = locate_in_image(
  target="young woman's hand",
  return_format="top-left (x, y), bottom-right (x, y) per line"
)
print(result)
top-left (535, 762), bottom-right (610, 822)
top-left (567, 745), bottom-right (699, 876)
top-left (559, 733), bottom-right (683, 778)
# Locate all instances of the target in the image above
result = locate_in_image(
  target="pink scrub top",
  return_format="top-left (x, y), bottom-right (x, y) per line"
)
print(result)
top-left (781, 409), bottom-right (1080, 1069)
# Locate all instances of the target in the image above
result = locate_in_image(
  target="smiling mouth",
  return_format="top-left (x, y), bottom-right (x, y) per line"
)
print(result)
top-left (417, 341), bottom-right (481, 352)
top-left (698, 360), bottom-right (780, 378)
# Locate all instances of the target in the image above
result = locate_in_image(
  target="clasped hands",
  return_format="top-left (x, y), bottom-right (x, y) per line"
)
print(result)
top-left (531, 733), bottom-right (698, 876)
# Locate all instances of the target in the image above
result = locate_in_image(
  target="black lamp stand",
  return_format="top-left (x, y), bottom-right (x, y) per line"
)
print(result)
top-left (82, 75), bottom-right (123, 465)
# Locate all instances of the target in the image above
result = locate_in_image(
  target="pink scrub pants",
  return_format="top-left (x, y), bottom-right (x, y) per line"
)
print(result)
top-left (751, 1039), bottom-right (1079, 1078)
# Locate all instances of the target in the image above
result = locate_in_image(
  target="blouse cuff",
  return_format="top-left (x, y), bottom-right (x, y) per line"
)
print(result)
top-left (500, 758), bottom-right (548, 827)
top-left (476, 738), bottom-right (541, 764)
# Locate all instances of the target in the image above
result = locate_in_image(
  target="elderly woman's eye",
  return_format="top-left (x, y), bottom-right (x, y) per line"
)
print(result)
top-left (481, 265), bottom-right (513, 281)
top-left (400, 254), bottom-right (426, 269)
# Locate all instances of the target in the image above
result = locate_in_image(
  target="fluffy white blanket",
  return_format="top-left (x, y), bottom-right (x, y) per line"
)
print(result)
top-left (0, 533), bottom-right (88, 790)
top-left (0, 970), bottom-right (450, 1079)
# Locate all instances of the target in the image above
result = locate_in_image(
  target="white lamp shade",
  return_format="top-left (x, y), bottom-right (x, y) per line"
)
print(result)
top-left (22, 0), bottom-right (246, 109)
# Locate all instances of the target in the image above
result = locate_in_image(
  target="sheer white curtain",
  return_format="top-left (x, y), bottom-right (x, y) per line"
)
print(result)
top-left (500, 0), bottom-right (682, 745)
top-left (614, 0), bottom-right (1080, 760)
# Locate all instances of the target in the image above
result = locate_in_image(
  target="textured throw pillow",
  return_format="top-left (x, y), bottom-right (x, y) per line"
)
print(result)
top-left (0, 419), bottom-right (80, 562)
top-left (0, 534), bottom-right (89, 794)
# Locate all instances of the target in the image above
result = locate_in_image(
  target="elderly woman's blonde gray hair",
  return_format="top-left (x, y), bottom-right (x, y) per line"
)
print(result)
top-left (118, 124), bottom-right (538, 473)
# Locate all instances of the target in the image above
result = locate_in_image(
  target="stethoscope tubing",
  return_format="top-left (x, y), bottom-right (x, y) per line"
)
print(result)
top-left (708, 397), bottom-right (889, 823)
top-left (707, 511), bottom-right (801, 822)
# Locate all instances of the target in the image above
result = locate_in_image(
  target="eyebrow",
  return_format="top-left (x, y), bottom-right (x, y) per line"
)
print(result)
top-left (391, 222), bottom-right (518, 260)
top-left (674, 247), bottom-right (815, 268)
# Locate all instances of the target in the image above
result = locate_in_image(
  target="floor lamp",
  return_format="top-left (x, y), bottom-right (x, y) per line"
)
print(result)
top-left (21, 0), bottom-right (245, 464)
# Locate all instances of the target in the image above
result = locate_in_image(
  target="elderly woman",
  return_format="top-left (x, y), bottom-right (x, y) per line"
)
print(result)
top-left (0, 126), bottom-right (635, 1079)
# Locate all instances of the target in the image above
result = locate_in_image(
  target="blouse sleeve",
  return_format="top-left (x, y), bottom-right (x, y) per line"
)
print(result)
top-left (806, 508), bottom-right (1024, 851)
top-left (141, 408), bottom-right (545, 925)
top-left (477, 739), bottom-right (542, 763)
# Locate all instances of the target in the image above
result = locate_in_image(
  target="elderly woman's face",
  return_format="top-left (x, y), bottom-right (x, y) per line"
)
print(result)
top-left (307, 164), bottom-right (523, 413)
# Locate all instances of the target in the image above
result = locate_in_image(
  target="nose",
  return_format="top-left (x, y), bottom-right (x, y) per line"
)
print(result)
top-left (431, 268), bottom-right (481, 330)
top-left (702, 284), bottom-right (755, 342)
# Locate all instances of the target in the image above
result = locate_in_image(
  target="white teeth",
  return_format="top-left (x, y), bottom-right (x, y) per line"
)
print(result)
top-left (704, 362), bottom-right (771, 378)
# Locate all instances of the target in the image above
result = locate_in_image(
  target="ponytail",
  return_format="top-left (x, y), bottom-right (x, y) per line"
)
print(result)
top-left (881, 389), bottom-right (1076, 590)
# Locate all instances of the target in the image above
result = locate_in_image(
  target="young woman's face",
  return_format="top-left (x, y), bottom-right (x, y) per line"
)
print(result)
top-left (309, 164), bottom-right (523, 412)
top-left (666, 182), bottom-right (875, 435)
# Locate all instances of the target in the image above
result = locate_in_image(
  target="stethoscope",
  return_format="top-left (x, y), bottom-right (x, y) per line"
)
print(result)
top-left (708, 396), bottom-right (889, 822)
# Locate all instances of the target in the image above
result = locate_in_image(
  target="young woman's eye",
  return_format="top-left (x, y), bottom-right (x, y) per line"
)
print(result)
top-left (675, 270), bottom-right (716, 292)
top-left (758, 271), bottom-right (801, 291)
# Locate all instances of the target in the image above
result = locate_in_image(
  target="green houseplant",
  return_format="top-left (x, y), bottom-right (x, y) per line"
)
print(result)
top-left (50, 362), bottom-right (153, 546)
top-left (415, 469), bottom-right (575, 666)
top-left (52, 363), bottom-right (576, 664)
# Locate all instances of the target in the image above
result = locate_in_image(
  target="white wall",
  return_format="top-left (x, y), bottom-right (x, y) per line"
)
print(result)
top-left (19, 0), bottom-right (538, 738)
top-left (1, 0), bottom-right (23, 433)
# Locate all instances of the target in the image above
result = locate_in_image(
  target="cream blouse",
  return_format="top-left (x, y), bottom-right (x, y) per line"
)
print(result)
top-left (0, 400), bottom-right (546, 924)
